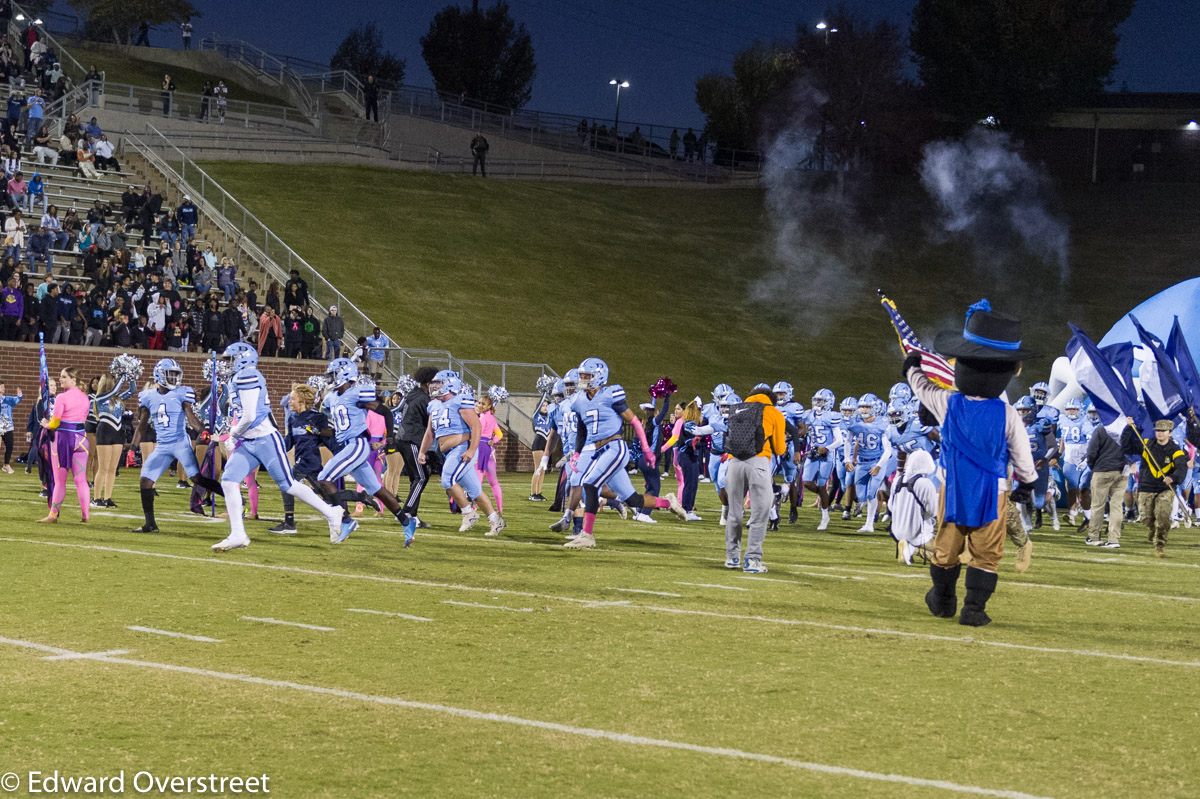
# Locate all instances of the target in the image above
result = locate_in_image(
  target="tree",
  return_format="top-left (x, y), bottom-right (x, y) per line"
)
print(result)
top-left (420, 1), bottom-right (535, 109)
top-left (695, 43), bottom-right (798, 154)
top-left (330, 22), bottom-right (406, 85)
top-left (910, 0), bottom-right (1137, 129)
top-left (69, 0), bottom-right (198, 47)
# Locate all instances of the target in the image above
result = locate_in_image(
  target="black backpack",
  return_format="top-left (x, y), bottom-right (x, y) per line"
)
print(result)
top-left (725, 402), bottom-right (765, 460)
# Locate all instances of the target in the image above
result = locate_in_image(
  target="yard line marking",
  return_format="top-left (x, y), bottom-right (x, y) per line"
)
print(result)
top-left (441, 601), bottom-right (533, 613)
top-left (0, 636), bottom-right (1056, 799)
top-left (604, 587), bottom-right (683, 597)
top-left (125, 626), bottom-right (222, 642)
top-left (792, 572), bottom-right (864, 581)
top-left (1011, 583), bottom-right (1200, 603)
top-left (734, 576), bottom-right (805, 584)
top-left (8, 538), bottom-right (1200, 666)
top-left (43, 649), bottom-right (131, 661)
top-left (345, 609), bottom-right (433, 622)
top-left (675, 582), bottom-right (749, 591)
top-left (240, 616), bottom-right (335, 631)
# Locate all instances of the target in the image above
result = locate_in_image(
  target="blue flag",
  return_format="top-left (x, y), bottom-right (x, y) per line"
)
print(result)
top-left (1166, 317), bottom-right (1200, 413)
top-left (1066, 325), bottom-right (1149, 437)
top-left (1130, 315), bottom-right (1188, 421)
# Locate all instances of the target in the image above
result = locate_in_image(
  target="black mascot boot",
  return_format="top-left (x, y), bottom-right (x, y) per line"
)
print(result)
top-left (924, 563), bottom-right (960, 618)
top-left (959, 567), bottom-right (999, 627)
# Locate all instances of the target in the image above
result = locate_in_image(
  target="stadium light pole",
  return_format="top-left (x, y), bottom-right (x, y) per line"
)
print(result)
top-left (815, 21), bottom-right (837, 43)
top-left (610, 79), bottom-right (630, 153)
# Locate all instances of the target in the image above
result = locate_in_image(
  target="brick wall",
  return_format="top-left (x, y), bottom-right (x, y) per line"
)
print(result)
top-left (0, 342), bottom-right (537, 471)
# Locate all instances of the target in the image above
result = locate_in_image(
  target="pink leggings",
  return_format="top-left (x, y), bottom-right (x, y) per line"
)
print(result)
top-left (475, 462), bottom-right (503, 513)
top-left (51, 438), bottom-right (90, 519)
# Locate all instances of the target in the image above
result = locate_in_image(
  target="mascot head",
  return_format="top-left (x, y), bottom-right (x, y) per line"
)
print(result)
top-left (934, 299), bottom-right (1037, 399)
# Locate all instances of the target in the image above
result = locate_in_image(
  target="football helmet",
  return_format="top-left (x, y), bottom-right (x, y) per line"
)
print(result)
top-left (563, 368), bottom-right (580, 396)
top-left (326, 357), bottom-right (358, 388)
top-left (712, 383), bottom-right (734, 402)
top-left (811, 388), bottom-right (834, 413)
top-left (430, 369), bottom-right (462, 398)
top-left (772, 381), bottom-right (794, 404)
top-left (1015, 395), bottom-right (1036, 422)
top-left (222, 342), bottom-right (257, 373)
top-left (577, 358), bottom-right (608, 391)
top-left (1030, 382), bottom-right (1049, 406)
top-left (152, 358), bottom-right (183, 389)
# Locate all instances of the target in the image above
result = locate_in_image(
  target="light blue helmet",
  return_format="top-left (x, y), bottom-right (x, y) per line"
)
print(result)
top-left (1065, 397), bottom-right (1083, 417)
top-left (712, 383), bottom-right (734, 402)
top-left (1086, 404), bottom-right (1100, 422)
top-left (839, 396), bottom-right (857, 416)
top-left (886, 401), bottom-right (906, 424)
top-left (718, 392), bottom-right (742, 417)
top-left (152, 358), bottom-right (183, 389)
top-left (857, 393), bottom-right (877, 409)
top-left (1015, 395), bottom-right (1036, 420)
top-left (889, 382), bottom-right (912, 403)
top-left (1030, 382), bottom-right (1049, 405)
top-left (578, 357), bottom-right (608, 391)
top-left (431, 369), bottom-right (462, 398)
top-left (873, 399), bottom-right (887, 417)
top-left (222, 342), bottom-right (257, 373)
top-left (563, 368), bottom-right (580, 396)
top-left (772, 381), bottom-right (794, 404)
top-left (552, 379), bottom-right (566, 399)
top-left (812, 388), bottom-right (835, 412)
top-left (326, 357), bottom-right (358, 388)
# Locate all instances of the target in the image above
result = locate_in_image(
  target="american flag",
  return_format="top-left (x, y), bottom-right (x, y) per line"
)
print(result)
top-left (878, 290), bottom-right (956, 390)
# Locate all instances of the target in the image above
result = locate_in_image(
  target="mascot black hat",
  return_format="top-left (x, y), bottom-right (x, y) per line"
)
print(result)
top-left (935, 299), bottom-right (1037, 398)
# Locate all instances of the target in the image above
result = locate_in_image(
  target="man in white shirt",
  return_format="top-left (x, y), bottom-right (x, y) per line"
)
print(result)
top-left (93, 135), bottom-right (120, 172)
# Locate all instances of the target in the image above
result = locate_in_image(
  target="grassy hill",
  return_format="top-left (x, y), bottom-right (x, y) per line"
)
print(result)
top-left (201, 162), bottom-right (1200, 400)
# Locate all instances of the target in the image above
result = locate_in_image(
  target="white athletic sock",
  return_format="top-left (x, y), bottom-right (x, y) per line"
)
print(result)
top-left (1083, 509), bottom-right (1092, 521)
top-left (769, 505), bottom-right (779, 521)
top-left (221, 481), bottom-right (246, 539)
top-left (866, 498), bottom-right (879, 522)
top-left (489, 511), bottom-right (500, 522)
top-left (288, 481), bottom-right (338, 519)
top-left (821, 507), bottom-right (830, 521)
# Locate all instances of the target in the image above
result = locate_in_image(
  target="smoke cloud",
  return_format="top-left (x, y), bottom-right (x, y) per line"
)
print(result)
top-left (918, 128), bottom-right (1069, 276)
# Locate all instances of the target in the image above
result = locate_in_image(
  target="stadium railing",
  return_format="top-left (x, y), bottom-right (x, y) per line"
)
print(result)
top-left (123, 123), bottom-right (558, 444)
top-left (195, 36), bottom-right (317, 120)
top-left (9, 0), bottom-right (89, 84)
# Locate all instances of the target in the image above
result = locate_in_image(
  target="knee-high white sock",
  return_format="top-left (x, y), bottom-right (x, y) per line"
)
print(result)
top-left (221, 481), bottom-right (246, 540)
top-left (288, 481), bottom-right (338, 519)
top-left (1083, 509), bottom-right (1092, 520)
top-left (867, 498), bottom-right (879, 522)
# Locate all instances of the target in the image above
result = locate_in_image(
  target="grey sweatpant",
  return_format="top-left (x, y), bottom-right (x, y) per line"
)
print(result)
top-left (724, 455), bottom-right (773, 562)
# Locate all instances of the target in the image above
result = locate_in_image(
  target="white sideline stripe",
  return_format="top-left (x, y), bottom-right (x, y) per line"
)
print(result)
top-left (0, 636), bottom-right (1055, 799)
top-left (240, 616), bottom-right (335, 631)
top-left (735, 576), bottom-right (805, 584)
top-left (43, 649), bottom-right (131, 660)
top-left (604, 587), bottom-right (683, 597)
top-left (345, 608), bottom-right (433, 622)
top-left (442, 601), bottom-right (534, 613)
top-left (126, 626), bottom-right (222, 642)
top-left (794, 572), bottom-right (864, 581)
top-left (675, 582), bottom-right (749, 591)
top-left (7, 538), bottom-right (1200, 667)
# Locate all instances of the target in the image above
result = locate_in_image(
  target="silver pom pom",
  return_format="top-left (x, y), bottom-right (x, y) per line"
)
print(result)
top-left (110, 354), bottom-right (144, 382)
top-left (488, 385), bottom-right (508, 404)
top-left (535, 374), bottom-right (555, 394)
top-left (306, 375), bottom-right (327, 393)
top-left (396, 374), bottom-right (418, 395)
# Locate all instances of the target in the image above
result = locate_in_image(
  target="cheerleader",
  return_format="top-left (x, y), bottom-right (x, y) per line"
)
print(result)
top-left (39, 367), bottom-right (92, 523)
top-left (0, 382), bottom-right (20, 473)
top-left (383, 390), bottom-right (405, 498)
top-left (85, 376), bottom-right (99, 485)
top-left (91, 373), bottom-right (130, 508)
top-left (475, 388), bottom-right (506, 514)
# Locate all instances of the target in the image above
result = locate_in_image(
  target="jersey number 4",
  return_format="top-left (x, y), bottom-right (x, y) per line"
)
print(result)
top-left (156, 403), bottom-right (170, 429)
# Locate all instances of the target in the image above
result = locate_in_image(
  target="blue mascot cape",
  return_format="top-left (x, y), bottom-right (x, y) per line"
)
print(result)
top-left (941, 393), bottom-right (1009, 527)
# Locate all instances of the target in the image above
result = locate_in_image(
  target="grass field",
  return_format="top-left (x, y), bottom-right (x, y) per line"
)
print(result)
top-left (69, 43), bottom-right (288, 107)
top-left (3, 468), bottom-right (1199, 798)
top-left (199, 163), bottom-right (1200, 398)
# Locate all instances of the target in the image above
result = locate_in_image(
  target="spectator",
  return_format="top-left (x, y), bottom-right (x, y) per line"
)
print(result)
top-left (7, 169), bottom-right (26, 210)
top-left (93, 135), bottom-right (120, 172)
top-left (26, 224), bottom-right (50, 273)
top-left (192, 258), bottom-right (213, 295)
top-left (38, 280), bottom-right (57, 339)
top-left (350, 335), bottom-right (366, 366)
top-left (322, 304), bottom-right (344, 359)
top-left (23, 87), bottom-right (44, 143)
top-left (95, 225), bottom-right (113, 259)
top-left (177, 194), bottom-right (198, 241)
top-left (221, 299), bottom-right (243, 347)
top-left (201, 297), bottom-right (222, 351)
top-left (669, 128), bottom-right (679, 160)
top-left (4, 207), bottom-right (25, 261)
top-left (285, 268), bottom-right (308, 306)
top-left (76, 141), bottom-right (98, 180)
top-left (160, 74), bottom-right (176, 118)
top-left (1, 143), bottom-right (19, 178)
top-left (257, 305), bottom-right (281, 356)
top-left (0, 381), bottom-right (19, 472)
top-left (302, 307), bottom-right (319, 358)
top-left (265, 281), bottom-right (280, 315)
top-left (180, 20), bottom-right (193, 49)
top-left (35, 272), bottom-right (55, 301)
top-left (365, 326), bottom-right (389, 378)
top-left (82, 292), bottom-right (106, 345)
top-left (19, 282), bottom-right (37, 341)
top-left (56, 129), bottom-right (76, 167)
top-left (363, 75), bottom-right (379, 122)
top-left (84, 66), bottom-right (101, 104)
top-left (52, 282), bottom-right (74, 343)
top-left (136, 195), bottom-right (154, 247)
top-left (283, 280), bottom-right (304, 312)
top-left (1, 274), bottom-right (20, 339)
top-left (4, 86), bottom-right (21, 129)
top-left (199, 80), bottom-right (212, 121)
top-left (112, 225), bottom-right (128, 254)
top-left (216, 256), bottom-right (236, 302)
top-left (61, 208), bottom-right (80, 245)
top-left (26, 172), bottom-right (43, 213)
top-left (244, 279), bottom-right (258, 312)
top-left (121, 184), bottom-right (142, 225)
top-left (146, 293), bottom-right (169, 349)
top-left (283, 308), bottom-right (302, 358)
top-left (470, 130), bottom-right (489, 177)
top-left (107, 310), bottom-right (132, 348)
top-left (723, 384), bottom-right (786, 573)
top-left (682, 127), bottom-right (697, 161)
top-left (214, 81), bottom-right (227, 124)
top-left (132, 314), bottom-right (150, 348)
top-left (32, 125), bottom-right (55, 164)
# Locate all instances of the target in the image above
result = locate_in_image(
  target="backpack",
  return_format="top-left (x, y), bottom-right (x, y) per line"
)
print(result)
top-left (725, 402), bottom-right (765, 460)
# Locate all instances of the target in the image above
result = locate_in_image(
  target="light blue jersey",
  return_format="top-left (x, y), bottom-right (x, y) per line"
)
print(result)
top-left (573, 384), bottom-right (629, 445)
top-left (702, 402), bottom-right (726, 453)
top-left (230, 367), bottom-right (273, 434)
top-left (887, 421), bottom-right (935, 455)
top-left (1058, 415), bottom-right (1090, 466)
top-left (1036, 405), bottom-right (1059, 425)
top-left (327, 383), bottom-right (376, 444)
top-left (848, 418), bottom-right (889, 464)
top-left (429, 392), bottom-right (474, 439)
top-left (801, 409), bottom-right (842, 451)
top-left (778, 400), bottom-right (805, 431)
top-left (139, 385), bottom-right (196, 447)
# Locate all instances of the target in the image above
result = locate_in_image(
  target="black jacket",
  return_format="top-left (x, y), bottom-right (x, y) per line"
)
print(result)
top-left (1086, 426), bottom-right (1125, 473)
top-left (398, 387), bottom-right (430, 443)
top-left (39, 293), bottom-right (57, 330)
top-left (1120, 426), bottom-right (1187, 495)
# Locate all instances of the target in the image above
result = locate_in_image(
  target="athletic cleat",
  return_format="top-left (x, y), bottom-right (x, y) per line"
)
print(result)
top-left (212, 535), bottom-right (249, 552)
top-left (685, 511), bottom-right (703, 522)
top-left (719, 507), bottom-right (728, 527)
top-left (724, 558), bottom-right (741, 569)
top-left (767, 518), bottom-right (779, 532)
top-left (177, 480), bottom-right (190, 489)
top-left (486, 515), bottom-right (506, 537)
top-left (633, 512), bottom-right (657, 524)
top-left (831, 503), bottom-right (844, 513)
top-left (743, 558), bottom-right (768, 574)
top-left (1102, 541), bottom-right (1120, 549)
top-left (549, 514), bottom-right (573, 533)
top-left (334, 517), bottom-right (358, 544)
top-left (459, 507), bottom-right (480, 532)
top-left (563, 532), bottom-right (596, 549)
top-left (816, 515), bottom-right (829, 532)
top-left (105, 498), bottom-right (117, 508)
top-left (528, 493), bottom-right (540, 502)
top-left (841, 510), bottom-right (851, 521)
top-left (857, 522), bottom-right (875, 533)
top-left (666, 493), bottom-right (688, 521)
top-left (327, 507), bottom-right (347, 542)
top-left (788, 507), bottom-right (798, 525)
top-left (415, 518), bottom-right (430, 529)
top-left (1084, 538), bottom-right (1103, 546)
top-left (1051, 513), bottom-right (1060, 531)
top-left (131, 524), bottom-right (159, 534)
top-left (614, 500), bottom-right (630, 520)
top-left (403, 518), bottom-right (417, 547)
top-left (90, 498), bottom-right (107, 508)
top-left (269, 521), bottom-right (297, 535)
top-left (879, 511), bottom-right (891, 524)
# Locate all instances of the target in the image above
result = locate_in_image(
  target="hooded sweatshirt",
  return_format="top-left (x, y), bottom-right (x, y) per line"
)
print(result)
top-left (889, 448), bottom-right (938, 546)
top-left (745, 392), bottom-right (786, 460)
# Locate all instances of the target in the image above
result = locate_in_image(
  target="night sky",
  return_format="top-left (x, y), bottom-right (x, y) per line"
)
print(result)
top-left (146, 0), bottom-right (1197, 129)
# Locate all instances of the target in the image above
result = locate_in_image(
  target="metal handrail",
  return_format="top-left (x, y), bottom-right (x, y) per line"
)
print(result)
top-left (10, 0), bottom-right (88, 83)
top-left (96, 78), bottom-right (315, 133)
top-left (197, 36), bottom-right (316, 120)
